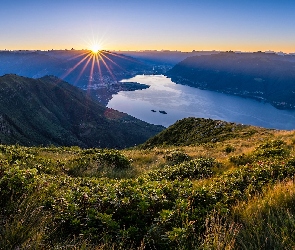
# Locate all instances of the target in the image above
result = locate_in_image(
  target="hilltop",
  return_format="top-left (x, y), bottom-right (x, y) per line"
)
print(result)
top-left (166, 52), bottom-right (295, 109)
top-left (0, 74), bottom-right (163, 148)
top-left (140, 117), bottom-right (268, 148)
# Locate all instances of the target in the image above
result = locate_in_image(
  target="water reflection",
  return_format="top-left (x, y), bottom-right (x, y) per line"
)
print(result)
top-left (107, 75), bottom-right (295, 130)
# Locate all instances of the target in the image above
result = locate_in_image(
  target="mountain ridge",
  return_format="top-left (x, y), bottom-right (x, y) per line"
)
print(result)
top-left (140, 117), bottom-right (270, 148)
top-left (166, 52), bottom-right (295, 109)
top-left (0, 50), bottom-right (152, 105)
top-left (0, 74), bottom-right (164, 148)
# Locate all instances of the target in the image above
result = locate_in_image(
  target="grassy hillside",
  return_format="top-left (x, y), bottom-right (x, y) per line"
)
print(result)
top-left (1, 117), bottom-right (295, 249)
top-left (140, 117), bottom-right (268, 148)
top-left (0, 74), bottom-right (163, 148)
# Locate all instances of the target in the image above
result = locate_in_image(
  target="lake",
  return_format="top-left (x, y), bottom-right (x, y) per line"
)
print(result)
top-left (107, 75), bottom-right (295, 130)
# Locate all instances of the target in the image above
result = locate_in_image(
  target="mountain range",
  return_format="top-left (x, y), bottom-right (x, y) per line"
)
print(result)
top-left (2, 50), bottom-right (295, 111)
top-left (0, 50), bottom-right (152, 105)
top-left (166, 52), bottom-right (295, 109)
top-left (120, 50), bottom-right (217, 71)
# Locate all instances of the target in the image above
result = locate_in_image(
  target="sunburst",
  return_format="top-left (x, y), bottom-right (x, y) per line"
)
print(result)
top-left (90, 44), bottom-right (101, 54)
top-left (53, 42), bottom-right (142, 121)
top-left (58, 38), bottom-right (139, 96)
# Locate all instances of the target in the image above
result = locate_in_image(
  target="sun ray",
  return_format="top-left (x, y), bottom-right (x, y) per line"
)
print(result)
top-left (88, 52), bottom-right (96, 90)
top-left (100, 52), bottom-right (126, 72)
top-left (103, 50), bottom-right (143, 64)
top-left (60, 52), bottom-right (92, 80)
top-left (66, 50), bottom-right (90, 61)
top-left (53, 36), bottom-right (146, 104)
top-left (94, 53), bottom-right (103, 84)
top-left (73, 53), bottom-right (93, 86)
top-left (98, 52), bottom-right (117, 82)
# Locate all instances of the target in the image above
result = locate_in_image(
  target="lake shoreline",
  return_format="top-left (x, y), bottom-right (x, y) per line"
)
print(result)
top-left (108, 75), bottom-right (295, 130)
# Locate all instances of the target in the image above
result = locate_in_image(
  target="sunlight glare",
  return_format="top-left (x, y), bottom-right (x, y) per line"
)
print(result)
top-left (90, 44), bottom-right (101, 54)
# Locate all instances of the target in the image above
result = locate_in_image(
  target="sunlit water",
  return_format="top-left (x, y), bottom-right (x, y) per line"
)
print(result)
top-left (107, 75), bottom-right (295, 130)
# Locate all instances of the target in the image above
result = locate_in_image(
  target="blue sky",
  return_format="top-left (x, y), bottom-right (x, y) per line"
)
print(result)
top-left (1, 0), bottom-right (295, 52)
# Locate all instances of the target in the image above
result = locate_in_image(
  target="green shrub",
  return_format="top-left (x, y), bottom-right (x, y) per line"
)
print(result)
top-left (225, 145), bottom-right (235, 154)
top-left (0, 167), bottom-right (38, 209)
top-left (68, 149), bottom-right (131, 177)
top-left (93, 149), bottom-right (131, 169)
top-left (253, 140), bottom-right (290, 158)
top-left (147, 158), bottom-right (215, 181)
top-left (230, 140), bottom-right (290, 167)
top-left (229, 154), bottom-right (253, 166)
top-left (164, 150), bottom-right (191, 165)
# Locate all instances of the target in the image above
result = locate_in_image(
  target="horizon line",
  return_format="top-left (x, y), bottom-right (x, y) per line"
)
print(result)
top-left (0, 49), bottom-right (295, 55)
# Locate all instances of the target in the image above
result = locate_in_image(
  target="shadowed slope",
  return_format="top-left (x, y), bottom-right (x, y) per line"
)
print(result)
top-left (0, 74), bottom-right (163, 148)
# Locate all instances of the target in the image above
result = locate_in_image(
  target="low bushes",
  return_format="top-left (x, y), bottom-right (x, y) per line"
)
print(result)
top-left (147, 158), bottom-right (216, 181)
top-left (1, 141), bottom-right (295, 249)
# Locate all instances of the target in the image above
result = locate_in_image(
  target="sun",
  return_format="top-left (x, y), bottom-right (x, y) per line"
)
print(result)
top-left (90, 44), bottom-right (101, 54)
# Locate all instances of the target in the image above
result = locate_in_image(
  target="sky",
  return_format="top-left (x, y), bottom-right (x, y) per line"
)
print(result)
top-left (1, 0), bottom-right (295, 53)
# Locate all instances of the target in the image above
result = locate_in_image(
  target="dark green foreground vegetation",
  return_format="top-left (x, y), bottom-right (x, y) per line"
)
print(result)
top-left (1, 118), bottom-right (295, 249)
